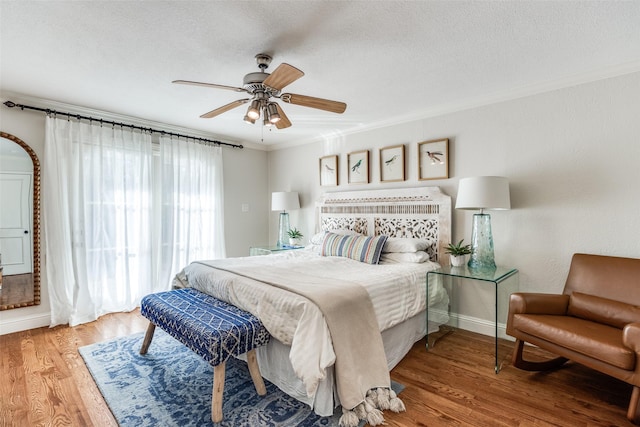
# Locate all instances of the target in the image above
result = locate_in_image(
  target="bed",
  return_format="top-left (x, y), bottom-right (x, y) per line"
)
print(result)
top-left (175, 187), bottom-right (451, 422)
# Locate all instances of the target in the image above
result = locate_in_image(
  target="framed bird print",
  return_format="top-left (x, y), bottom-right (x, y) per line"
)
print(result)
top-left (418, 138), bottom-right (449, 180)
top-left (379, 144), bottom-right (405, 182)
top-left (348, 150), bottom-right (369, 184)
top-left (319, 155), bottom-right (339, 186)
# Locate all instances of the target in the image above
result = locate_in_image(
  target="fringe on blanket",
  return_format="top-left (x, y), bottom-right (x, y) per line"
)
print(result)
top-left (172, 270), bottom-right (188, 289)
top-left (338, 387), bottom-right (406, 427)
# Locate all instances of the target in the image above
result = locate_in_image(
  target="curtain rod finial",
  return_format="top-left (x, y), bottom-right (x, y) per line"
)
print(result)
top-left (3, 101), bottom-right (16, 108)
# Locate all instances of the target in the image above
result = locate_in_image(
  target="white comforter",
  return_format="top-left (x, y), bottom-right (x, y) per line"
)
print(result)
top-left (183, 249), bottom-right (445, 399)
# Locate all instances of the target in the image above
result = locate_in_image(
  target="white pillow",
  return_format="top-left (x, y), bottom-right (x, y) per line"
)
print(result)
top-left (382, 237), bottom-right (431, 253)
top-left (379, 251), bottom-right (431, 264)
top-left (310, 232), bottom-right (327, 245)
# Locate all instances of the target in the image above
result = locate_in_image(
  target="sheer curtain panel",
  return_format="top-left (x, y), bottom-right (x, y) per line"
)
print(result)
top-left (44, 118), bottom-right (155, 325)
top-left (43, 119), bottom-right (225, 327)
top-left (44, 118), bottom-right (156, 325)
top-left (156, 136), bottom-right (225, 286)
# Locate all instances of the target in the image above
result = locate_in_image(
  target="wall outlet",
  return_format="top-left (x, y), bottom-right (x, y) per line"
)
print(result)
top-left (241, 203), bottom-right (249, 212)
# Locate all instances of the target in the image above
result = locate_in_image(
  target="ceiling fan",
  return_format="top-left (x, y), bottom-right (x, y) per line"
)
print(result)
top-left (173, 53), bottom-right (347, 129)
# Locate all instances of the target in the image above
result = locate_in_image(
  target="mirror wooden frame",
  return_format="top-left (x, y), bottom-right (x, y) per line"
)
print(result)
top-left (0, 131), bottom-right (41, 310)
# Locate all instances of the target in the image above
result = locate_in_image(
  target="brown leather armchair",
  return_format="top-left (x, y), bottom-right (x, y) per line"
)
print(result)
top-left (507, 253), bottom-right (640, 423)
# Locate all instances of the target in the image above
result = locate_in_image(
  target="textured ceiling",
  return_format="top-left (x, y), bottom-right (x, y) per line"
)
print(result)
top-left (1, 1), bottom-right (639, 148)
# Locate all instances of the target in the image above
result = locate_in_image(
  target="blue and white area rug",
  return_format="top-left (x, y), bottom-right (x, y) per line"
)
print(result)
top-left (79, 329), bottom-right (403, 426)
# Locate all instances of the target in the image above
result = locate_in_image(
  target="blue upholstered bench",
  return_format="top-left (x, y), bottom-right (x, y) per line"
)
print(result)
top-left (139, 288), bottom-right (271, 423)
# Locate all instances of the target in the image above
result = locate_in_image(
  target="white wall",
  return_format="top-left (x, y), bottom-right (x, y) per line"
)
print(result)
top-left (0, 103), bottom-right (269, 334)
top-left (222, 146), bottom-right (269, 257)
top-left (268, 71), bottom-right (640, 336)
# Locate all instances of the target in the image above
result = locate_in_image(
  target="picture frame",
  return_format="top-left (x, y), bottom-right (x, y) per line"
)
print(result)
top-left (348, 150), bottom-right (369, 184)
top-left (418, 138), bottom-right (449, 180)
top-left (319, 155), bottom-right (339, 187)
top-left (379, 144), bottom-right (405, 183)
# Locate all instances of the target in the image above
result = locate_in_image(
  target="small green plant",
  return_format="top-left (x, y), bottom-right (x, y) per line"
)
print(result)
top-left (287, 228), bottom-right (303, 239)
top-left (445, 239), bottom-right (473, 256)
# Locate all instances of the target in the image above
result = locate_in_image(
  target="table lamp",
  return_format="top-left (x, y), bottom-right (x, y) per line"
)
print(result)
top-left (271, 191), bottom-right (300, 247)
top-left (455, 176), bottom-right (510, 269)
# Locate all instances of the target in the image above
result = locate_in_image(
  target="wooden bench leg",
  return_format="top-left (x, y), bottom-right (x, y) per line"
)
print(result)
top-left (139, 323), bottom-right (156, 355)
top-left (246, 349), bottom-right (266, 396)
top-left (212, 361), bottom-right (226, 423)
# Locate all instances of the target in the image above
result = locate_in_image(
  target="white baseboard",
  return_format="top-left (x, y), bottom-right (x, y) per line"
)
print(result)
top-left (0, 312), bottom-right (51, 335)
top-left (0, 309), bottom-right (513, 341)
top-left (429, 308), bottom-right (515, 341)
top-left (448, 312), bottom-right (515, 342)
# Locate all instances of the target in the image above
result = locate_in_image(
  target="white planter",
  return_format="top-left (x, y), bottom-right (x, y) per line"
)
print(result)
top-left (289, 238), bottom-right (302, 246)
top-left (450, 254), bottom-right (467, 267)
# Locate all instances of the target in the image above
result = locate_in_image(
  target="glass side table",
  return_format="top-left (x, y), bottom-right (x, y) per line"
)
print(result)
top-left (249, 245), bottom-right (305, 256)
top-left (426, 265), bottom-right (518, 373)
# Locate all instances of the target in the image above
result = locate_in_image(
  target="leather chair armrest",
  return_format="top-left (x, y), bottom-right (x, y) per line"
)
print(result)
top-left (509, 293), bottom-right (570, 315)
top-left (507, 293), bottom-right (570, 336)
top-left (623, 322), bottom-right (640, 353)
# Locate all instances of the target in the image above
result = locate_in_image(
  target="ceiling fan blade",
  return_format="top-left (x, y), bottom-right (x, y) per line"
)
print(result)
top-left (274, 103), bottom-right (292, 129)
top-left (263, 64), bottom-right (304, 91)
top-left (281, 93), bottom-right (347, 114)
top-left (200, 99), bottom-right (250, 119)
top-left (173, 80), bottom-right (246, 93)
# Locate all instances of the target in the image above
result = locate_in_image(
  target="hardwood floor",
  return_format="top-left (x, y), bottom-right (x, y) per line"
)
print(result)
top-left (0, 310), bottom-right (632, 426)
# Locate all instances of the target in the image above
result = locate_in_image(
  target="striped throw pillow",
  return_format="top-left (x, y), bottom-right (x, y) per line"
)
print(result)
top-left (321, 233), bottom-right (388, 265)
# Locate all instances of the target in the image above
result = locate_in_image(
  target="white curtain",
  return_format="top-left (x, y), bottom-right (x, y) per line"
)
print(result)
top-left (155, 136), bottom-right (225, 286)
top-left (44, 118), bottom-right (225, 326)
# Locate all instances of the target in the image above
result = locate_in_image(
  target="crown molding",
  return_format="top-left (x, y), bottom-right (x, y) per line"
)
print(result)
top-left (364, 61), bottom-right (640, 134)
top-left (267, 61), bottom-right (640, 151)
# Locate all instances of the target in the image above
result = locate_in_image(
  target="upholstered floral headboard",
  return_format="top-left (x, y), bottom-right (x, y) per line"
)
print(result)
top-left (317, 187), bottom-right (451, 264)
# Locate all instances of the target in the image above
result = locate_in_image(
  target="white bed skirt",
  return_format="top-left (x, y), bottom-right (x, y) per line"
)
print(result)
top-left (245, 307), bottom-right (448, 416)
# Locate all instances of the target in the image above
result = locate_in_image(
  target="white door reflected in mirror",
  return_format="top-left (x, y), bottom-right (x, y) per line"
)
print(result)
top-left (0, 132), bottom-right (40, 310)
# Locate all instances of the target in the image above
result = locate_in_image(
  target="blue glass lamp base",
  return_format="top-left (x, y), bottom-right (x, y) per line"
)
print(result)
top-left (277, 212), bottom-right (290, 247)
top-left (468, 213), bottom-right (496, 270)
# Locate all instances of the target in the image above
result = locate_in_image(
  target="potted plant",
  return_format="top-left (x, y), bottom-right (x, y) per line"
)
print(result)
top-left (445, 239), bottom-right (473, 267)
top-left (287, 228), bottom-right (304, 246)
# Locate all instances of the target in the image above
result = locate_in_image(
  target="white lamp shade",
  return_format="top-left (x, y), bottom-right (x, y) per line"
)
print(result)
top-left (455, 176), bottom-right (511, 210)
top-left (271, 191), bottom-right (300, 211)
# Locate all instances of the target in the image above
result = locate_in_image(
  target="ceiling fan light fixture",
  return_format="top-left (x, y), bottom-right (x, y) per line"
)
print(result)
top-left (247, 100), bottom-right (261, 120)
top-left (174, 53), bottom-right (347, 131)
top-left (263, 107), bottom-right (273, 127)
top-left (267, 103), bottom-right (281, 123)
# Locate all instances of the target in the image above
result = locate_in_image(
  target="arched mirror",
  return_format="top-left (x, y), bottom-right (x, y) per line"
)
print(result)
top-left (0, 131), bottom-right (40, 310)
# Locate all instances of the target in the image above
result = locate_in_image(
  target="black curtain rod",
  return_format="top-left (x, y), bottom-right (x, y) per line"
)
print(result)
top-left (3, 100), bottom-right (243, 149)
